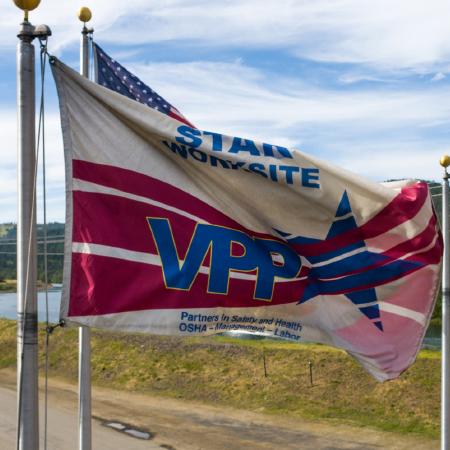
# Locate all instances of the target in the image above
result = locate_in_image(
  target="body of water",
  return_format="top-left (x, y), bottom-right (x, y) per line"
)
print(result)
top-left (0, 291), bottom-right (442, 349)
top-left (0, 289), bottom-right (62, 323)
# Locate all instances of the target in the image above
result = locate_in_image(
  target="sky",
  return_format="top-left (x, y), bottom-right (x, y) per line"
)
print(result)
top-left (2, 0), bottom-right (450, 223)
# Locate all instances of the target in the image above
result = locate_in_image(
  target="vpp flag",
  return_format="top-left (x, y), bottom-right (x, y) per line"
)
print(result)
top-left (51, 57), bottom-right (442, 381)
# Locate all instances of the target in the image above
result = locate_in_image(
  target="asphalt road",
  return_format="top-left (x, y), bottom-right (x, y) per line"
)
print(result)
top-left (0, 385), bottom-right (163, 450)
top-left (0, 369), bottom-right (438, 450)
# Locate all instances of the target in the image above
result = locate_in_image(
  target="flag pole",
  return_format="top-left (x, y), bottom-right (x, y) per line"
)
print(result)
top-left (77, 7), bottom-right (93, 450)
top-left (16, 8), bottom-right (38, 450)
top-left (441, 154), bottom-right (450, 450)
top-left (13, 0), bottom-right (50, 448)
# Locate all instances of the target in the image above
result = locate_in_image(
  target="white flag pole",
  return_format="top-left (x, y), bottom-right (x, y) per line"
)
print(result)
top-left (13, 1), bottom-right (50, 448)
top-left (441, 155), bottom-right (450, 450)
top-left (78, 7), bottom-right (93, 450)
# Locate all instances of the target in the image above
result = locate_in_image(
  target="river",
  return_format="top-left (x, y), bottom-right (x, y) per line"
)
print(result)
top-left (0, 291), bottom-right (442, 349)
top-left (0, 289), bottom-right (62, 324)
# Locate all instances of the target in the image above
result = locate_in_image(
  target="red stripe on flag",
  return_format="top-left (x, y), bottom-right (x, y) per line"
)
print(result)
top-left (168, 109), bottom-right (195, 128)
top-left (68, 253), bottom-right (307, 316)
top-left (73, 159), bottom-right (277, 240)
top-left (73, 190), bottom-right (198, 257)
top-left (382, 214), bottom-right (442, 261)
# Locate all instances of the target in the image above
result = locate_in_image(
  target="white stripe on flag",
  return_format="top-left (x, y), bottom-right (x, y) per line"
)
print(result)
top-left (311, 247), bottom-right (367, 267)
top-left (72, 242), bottom-right (306, 283)
top-left (378, 301), bottom-right (426, 326)
top-left (73, 178), bottom-right (209, 224)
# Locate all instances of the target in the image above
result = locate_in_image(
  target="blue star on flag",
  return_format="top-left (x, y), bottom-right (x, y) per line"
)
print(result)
top-left (276, 192), bottom-right (424, 331)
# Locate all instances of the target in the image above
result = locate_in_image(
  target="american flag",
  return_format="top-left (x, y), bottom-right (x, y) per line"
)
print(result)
top-left (93, 43), bottom-right (195, 128)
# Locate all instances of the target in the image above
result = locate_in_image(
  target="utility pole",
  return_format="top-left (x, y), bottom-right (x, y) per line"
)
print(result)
top-left (13, 1), bottom-right (50, 449)
top-left (441, 154), bottom-right (450, 450)
top-left (77, 7), bottom-right (93, 450)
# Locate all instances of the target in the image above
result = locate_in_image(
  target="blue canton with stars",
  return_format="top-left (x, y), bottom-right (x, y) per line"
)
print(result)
top-left (276, 192), bottom-right (424, 331)
top-left (93, 43), bottom-right (190, 125)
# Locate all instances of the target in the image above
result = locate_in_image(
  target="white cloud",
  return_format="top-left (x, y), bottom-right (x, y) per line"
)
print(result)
top-left (431, 72), bottom-right (446, 82)
top-left (0, 111), bottom-right (65, 222)
top-left (2, 1), bottom-right (149, 52)
top-left (314, 136), bottom-right (446, 181)
top-left (3, 0), bottom-right (450, 73)
top-left (338, 73), bottom-right (397, 85)
top-left (132, 59), bottom-right (450, 134)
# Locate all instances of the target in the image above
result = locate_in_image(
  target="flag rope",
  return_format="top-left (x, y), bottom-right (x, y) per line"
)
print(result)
top-left (38, 40), bottom-right (50, 450)
top-left (32, 41), bottom-right (68, 450)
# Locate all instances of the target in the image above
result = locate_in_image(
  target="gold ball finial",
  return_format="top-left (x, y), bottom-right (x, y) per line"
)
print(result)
top-left (13, 0), bottom-right (40, 19)
top-left (13, 0), bottom-right (41, 11)
top-left (440, 155), bottom-right (450, 169)
top-left (78, 6), bottom-right (92, 23)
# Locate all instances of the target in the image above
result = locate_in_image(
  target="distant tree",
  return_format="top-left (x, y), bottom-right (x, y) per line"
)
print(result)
top-left (0, 222), bottom-right (65, 283)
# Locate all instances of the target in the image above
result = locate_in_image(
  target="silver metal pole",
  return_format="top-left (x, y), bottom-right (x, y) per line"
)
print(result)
top-left (78, 22), bottom-right (92, 450)
top-left (16, 18), bottom-right (39, 450)
top-left (442, 159), bottom-right (450, 450)
top-left (78, 326), bottom-right (91, 450)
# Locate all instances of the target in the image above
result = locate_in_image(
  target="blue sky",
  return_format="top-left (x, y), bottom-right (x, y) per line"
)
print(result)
top-left (2, 0), bottom-right (450, 222)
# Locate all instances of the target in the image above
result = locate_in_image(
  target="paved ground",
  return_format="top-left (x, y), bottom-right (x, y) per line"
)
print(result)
top-left (0, 369), bottom-right (438, 449)
top-left (0, 385), bottom-right (163, 450)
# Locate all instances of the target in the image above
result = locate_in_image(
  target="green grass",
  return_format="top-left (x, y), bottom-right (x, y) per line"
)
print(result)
top-left (0, 280), bottom-right (16, 292)
top-left (0, 319), bottom-right (440, 439)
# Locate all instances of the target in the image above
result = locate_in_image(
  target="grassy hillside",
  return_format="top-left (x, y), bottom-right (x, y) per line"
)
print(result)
top-left (0, 319), bottom-right (440, 439)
